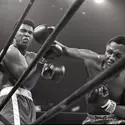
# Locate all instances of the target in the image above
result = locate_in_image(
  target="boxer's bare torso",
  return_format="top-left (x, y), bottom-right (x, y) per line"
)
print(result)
top-left (0, 45), bottom-right (42, 91)
top-left (85, 58), bottom-right (125, 115)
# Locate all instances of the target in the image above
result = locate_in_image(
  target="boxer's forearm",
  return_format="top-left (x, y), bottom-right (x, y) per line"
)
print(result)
top-left (55, 40), bottom-right (102, 66)
top-left (62, 46), bottom-right (101, 63)
top-left (114, 105), bottom-right (125, 118)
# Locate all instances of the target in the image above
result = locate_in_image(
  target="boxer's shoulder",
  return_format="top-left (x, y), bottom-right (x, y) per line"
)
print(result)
top-left (6, 44), bottom-right (21, 58)
top-left (85, 54), bottom-right (103, 70)
top-left (3, 45), bottom-right (21, 61)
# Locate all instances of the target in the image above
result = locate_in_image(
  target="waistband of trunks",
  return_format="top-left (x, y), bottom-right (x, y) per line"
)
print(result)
top-left (87, 113), bottom-right (116, 119)
top-left (0, 87), bottom-right (33, 101)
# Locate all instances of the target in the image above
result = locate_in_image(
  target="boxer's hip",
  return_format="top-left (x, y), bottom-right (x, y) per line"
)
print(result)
top-left (0, 87), bottom-right (36, 125)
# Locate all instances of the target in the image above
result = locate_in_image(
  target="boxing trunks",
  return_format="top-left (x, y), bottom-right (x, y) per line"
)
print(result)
top-left (82, 113), bottom-right (125, 124)
top-left (0, 87), bottom-right (36, 125)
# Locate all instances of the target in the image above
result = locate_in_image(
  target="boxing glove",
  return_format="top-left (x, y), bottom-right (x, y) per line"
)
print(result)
top-left (33, 24), bottom-right (54, 44)
top-left (33, 25), bottom-right (63, 59)
top-left (41, 63), bottom-right (65, 83)
top-left (88, 85), bottom-right (109, 106)
top-left (44, 41), bottom-right (63, 59)
top-left (88, 85), bottom-right (116, 114)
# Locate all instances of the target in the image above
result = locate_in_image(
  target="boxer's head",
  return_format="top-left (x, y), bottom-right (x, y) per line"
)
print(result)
top-left (104, 36), bottom-right (125, 69)
top-left (13, 19), bottom-right (35, 51)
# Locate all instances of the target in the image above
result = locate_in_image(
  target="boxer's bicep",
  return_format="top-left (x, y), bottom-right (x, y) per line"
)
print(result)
top-left (3, 48), bottom-right (28, 78)
top-left (64, 47), bottom-right (101, 63)
top-left (78, 49), bottom-right (102, 63)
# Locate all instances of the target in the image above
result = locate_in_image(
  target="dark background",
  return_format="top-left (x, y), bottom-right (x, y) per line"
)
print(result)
top-left (0, 0), bottom-right (125, 114)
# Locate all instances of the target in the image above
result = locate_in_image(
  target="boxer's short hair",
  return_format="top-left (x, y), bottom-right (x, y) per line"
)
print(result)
top-left (107, 35), bottom-right (125, 46)
top-left (13, 18), bottom-right (35, 29)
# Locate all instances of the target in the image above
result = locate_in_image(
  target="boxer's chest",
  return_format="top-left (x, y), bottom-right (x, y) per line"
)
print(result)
top-left (88, 62), bottom-right (125, 102)
top-left (106, 73), bottom-right (125, 102)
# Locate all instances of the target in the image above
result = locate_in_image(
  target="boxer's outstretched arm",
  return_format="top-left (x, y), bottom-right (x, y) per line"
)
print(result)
top-left (55, 41), bottom-right (103, 64)
top-left (65, 47), bottom-right (100, 61)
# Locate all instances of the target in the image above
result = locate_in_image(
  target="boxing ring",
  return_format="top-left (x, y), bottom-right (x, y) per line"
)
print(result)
top-left (0, 0), bottom-right (125, 124)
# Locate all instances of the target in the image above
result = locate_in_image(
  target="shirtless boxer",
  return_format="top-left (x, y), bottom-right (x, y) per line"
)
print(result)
top-left (0, 19), bottom-right (65, 125)
top-left (52, 36), bottom-right (125, 124)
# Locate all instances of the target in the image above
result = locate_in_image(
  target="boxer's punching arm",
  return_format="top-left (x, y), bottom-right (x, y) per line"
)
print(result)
top-left (33, 24), bottom-right (103, 63)
top-left (59, 42), bottom-right (103, 64)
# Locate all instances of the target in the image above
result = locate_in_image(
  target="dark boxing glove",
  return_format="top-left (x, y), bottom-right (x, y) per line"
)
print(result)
top-left (33, 24), bottom-right (63, 59)
top-left (33, 24), bottom-right (54, 44)
top-left (88, 85), bottom-right (109, 105)
top-left (44, 40), bottom-right (63, 59)
top-left (41, 63), bottom-right (65, 83)
top-left (88, 85), bottom-right (116, 114)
